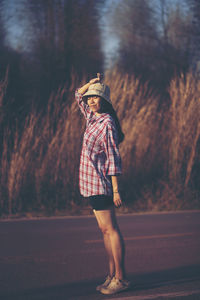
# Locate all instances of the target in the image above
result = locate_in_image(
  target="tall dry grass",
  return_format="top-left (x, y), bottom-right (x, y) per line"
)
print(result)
top-left (105, 70), bottom-right (170, 210)
top-left (169, 73), bottom-right (200, 186)
top-left (0, 73), bottom-right (86, 215)
top-left (167, 73), bottom-right (200, 208)
top-left (0, 70), bottom-right (199, 216)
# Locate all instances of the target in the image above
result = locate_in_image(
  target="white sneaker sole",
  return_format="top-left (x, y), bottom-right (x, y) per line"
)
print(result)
top-left (96, 279), bottom-right (112, 291)
top-left (100, 284), bottom-right (129, 295)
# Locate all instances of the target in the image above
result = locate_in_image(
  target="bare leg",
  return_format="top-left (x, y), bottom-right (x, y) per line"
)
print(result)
top-left (93, 208), bottom-right (126, 280)
top-left (109, 208), bottom-right (126, 279)
top-left (94, 210), bottom-right (115, 277)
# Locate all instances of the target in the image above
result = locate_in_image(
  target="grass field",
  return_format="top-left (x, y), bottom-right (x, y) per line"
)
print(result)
top-left (0, 70), bottom-right (200, 217)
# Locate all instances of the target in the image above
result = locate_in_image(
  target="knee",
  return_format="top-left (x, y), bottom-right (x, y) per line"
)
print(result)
top-left (100, 226), bottom-right (108, 235)
top-left (99, 225), bottom-right (115, 235)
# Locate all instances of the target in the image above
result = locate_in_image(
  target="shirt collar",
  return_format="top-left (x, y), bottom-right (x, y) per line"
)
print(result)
top-left (92, 112), bottom-right (109, 124)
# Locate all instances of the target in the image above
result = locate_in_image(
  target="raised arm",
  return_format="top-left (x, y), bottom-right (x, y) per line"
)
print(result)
top-left (75, 77), bottom-right (101, 120)
top-left (78, 77), bottom-right (100, 95)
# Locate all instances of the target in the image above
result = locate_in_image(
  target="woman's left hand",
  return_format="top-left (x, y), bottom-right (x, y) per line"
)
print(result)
top-left (113, 192), bottom-right (122, 207)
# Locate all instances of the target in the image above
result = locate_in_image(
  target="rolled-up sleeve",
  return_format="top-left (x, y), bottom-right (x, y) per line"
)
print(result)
top-left (104, 124), bottom-right (122, 176)
top-left (75, 89), bottom-right (92, 120)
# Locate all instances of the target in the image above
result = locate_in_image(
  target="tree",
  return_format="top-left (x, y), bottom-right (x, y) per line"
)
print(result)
top-left (111, 0), bottom-right (159, 75)
top-left (109, 0), bottom-right (194, 89)
top-left (0, 0), bottom-right (7, 79)
top-left (26, 0), bottom-right (104, 98)
top-left (187, 0), bottom-right (200, 70)
top-left (0, 0), bottom-right (105, 105)
top-left (165, 4), bottom-right (192, 73)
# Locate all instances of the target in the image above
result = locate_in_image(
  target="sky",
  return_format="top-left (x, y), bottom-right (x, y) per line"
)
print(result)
top-left (1, 0), bottom-right (34, 52)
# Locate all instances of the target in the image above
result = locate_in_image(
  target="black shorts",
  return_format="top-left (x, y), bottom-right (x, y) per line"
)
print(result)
top-left (88, 195), bottom-right (114, 210)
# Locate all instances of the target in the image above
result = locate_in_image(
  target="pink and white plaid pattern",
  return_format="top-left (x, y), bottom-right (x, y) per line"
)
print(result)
top-left (75, 90), bottom-right (122, 197)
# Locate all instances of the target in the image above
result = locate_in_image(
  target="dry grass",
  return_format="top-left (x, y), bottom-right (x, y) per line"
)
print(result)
top-left (169, 73), bottom-right (200, 187)
top-left (0, 70), bottom-right (200, 216)
top-left (105, 70), bottom-right (170, 208)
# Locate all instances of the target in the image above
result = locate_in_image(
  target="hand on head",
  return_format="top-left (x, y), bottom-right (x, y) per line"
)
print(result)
top-left (89, 73), bottom-right (103, 85)
top-left (89, 77), bottom-right (100, 85)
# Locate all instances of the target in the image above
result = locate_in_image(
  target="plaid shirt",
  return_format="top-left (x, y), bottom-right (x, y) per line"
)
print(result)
top-left (75, 90), bottom-right (122, 197)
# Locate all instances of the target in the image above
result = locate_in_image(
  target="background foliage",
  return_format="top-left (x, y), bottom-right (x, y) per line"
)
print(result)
top-left (0, 0), bottom-right (200, 216)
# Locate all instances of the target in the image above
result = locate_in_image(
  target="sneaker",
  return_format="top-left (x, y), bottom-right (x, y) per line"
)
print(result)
top-left (96, 275), bottom-right (112, 291)
top-left (100, 276), bottom-right (130, 295)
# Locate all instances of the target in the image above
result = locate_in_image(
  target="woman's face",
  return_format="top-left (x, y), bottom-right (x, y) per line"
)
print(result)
top-left (87, 96), bottom-right (102, 115)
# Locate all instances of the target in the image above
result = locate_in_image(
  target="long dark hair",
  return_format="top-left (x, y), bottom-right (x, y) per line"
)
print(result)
top-left (100, 98), bottom-right (124, 144)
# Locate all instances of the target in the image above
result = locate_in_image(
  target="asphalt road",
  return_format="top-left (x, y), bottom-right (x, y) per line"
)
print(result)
top-left (0, 211), bottom-right (200, 300)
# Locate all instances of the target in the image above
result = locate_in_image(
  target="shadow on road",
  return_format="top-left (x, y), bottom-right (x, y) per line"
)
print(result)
top-left (131, 264), bottom-right (200, 291)
top-left (2, 264), bottom-right (200, 300)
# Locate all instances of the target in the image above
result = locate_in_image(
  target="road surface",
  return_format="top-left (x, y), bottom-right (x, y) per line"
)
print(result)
top-left (0, 211), bottom-right (200, 299)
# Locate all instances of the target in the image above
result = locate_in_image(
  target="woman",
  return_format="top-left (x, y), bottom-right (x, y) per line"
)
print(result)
top-left (75, 76), bottom-right (130, 295)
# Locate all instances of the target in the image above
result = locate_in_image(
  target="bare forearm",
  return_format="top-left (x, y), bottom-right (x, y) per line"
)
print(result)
top-left (78, 77), bottom-right (100, 95)
top-left (78, 82), bottom-right (91, 95)
top-left (111, 175), bottom-right (120, 193)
